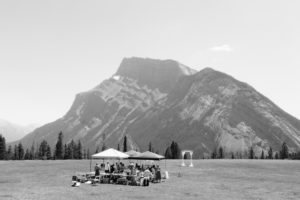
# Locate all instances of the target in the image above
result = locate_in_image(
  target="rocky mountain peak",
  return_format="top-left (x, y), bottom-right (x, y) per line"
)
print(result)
top-left (115, 57), bottom-right (197, 92)
top-left (12, 57), bottom-right (300, 158)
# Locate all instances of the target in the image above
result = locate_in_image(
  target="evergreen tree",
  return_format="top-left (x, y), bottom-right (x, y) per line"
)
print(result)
top-left (101, 142), bottom-right (106, 152)
top-left (231, 152), bottom-right (235, 159)
top-left (34, 143), bottom-right (39, 159)
top-left (211, 147), bottom-right (217, 159)
top-left (170, 141), bottom-right (181, 159)
top-left (218, 147), bottom-right (224, 159)
top-left (280, 142), bottom-right (289, 159)
top-left (249, 146), bottom-right (254, 159)
top-left (0, 135), bottom-right (6, 160)
top-left (17, 142), bottom-right (24, 160)
top-left (24, 149), bottom-right (30, 160)
top-left (83, 149), bottom-right (87, 159)
top-left (148, 142), bottom-right (152, 152)
top-left (260, 150), bottom-right (265, 159)
top-left (64, 144), bottom-right (69, 159)
top-left (69, 140), bottom-right (76, 159)
top-left (77, 140), bottom-right (82, 159)
top-left (123, 136), bottom-right (127, 152)
top-left (6, 145), bottom-right (13, 160)
top-left (95, 146), bottom-right (99, 154)
top-left (13, 144), bottom-right (18, 160)
top-left (39, 140), bottom-right (49, 160)
top-left (30, 142), bottom-right (35, 160)
top-left (164, 146), bottom-right (172, 159)
top-left (268, 147), bottom-right (273, 159)
top-left (46, 145), bottom-right (51, 160)
top-left (55, 131), bottom-right (64, 159)
top-left (87, 148), bottom-right (90, 159)
top-left (296, 150), bottom-right (300, 160)
top-left (275, 152), bottom-right (279, 159)
top-left (183, 153), bottom-right (188, 159)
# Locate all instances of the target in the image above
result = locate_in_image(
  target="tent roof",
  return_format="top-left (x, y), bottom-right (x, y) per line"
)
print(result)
top-left (125, 150), bottom-right (141, 158)
top-left (92, 148), bottom-right (129, 159)
top-left (131, 151), bottom-right (165, 160)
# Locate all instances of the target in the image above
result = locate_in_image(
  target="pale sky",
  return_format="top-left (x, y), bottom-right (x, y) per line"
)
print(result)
top-left (0, 0), bottom-right (299, 126)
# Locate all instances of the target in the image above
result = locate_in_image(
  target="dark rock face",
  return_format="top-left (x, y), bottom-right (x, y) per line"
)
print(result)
top-left (116, 57), bottom-right (197, 93)
top-left (14, 58), bottom-right (300, 158)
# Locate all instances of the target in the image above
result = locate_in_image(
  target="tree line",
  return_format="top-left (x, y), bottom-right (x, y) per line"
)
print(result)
top-left (210, 142), bottom-right (300, 160)
top-left (1, 133), bottom-right (299, 160)
top-left (0, 133), bottom-right (182, 160)
top-left (0, 132), bottom-right (89, 160)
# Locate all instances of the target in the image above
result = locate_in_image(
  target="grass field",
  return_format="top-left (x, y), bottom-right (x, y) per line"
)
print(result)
top-left (0, 159), bottom-right (299, 200)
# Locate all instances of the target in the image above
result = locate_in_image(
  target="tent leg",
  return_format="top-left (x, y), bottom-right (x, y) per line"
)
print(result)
top-left (90, 158), bottom-right (92, 172)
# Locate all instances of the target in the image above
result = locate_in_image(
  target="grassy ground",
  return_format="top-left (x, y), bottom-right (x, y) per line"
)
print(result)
top-left (0, 159), bottom-right (299, 200)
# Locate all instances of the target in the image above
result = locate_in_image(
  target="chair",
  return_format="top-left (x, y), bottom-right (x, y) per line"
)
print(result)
top-left (92, 176), bottom-right (99, 184)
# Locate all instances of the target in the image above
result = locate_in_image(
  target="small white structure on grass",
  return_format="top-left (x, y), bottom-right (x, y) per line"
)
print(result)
top-left (181, 150), bottom-right (193, 167)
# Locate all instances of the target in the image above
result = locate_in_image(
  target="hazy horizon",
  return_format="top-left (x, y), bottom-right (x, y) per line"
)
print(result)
top-left (0, 0), bottom-right (299, 126)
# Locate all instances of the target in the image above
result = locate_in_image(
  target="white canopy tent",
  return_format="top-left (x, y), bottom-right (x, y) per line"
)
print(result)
top-left (92, 148), bottom-right (129, 159)
top-left (131, 151), bottom-right (165, 160)
top-left (125, 150), bottom-right (141, 158)
top-left (90, 148), bottom-right (129, 171)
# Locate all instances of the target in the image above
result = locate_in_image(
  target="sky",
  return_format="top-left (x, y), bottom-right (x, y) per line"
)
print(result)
top-left (0, 0), bottom-right (299, 126)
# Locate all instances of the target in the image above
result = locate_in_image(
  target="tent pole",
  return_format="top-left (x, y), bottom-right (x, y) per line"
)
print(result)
top-left (89, 158), bottom-right (91, 172)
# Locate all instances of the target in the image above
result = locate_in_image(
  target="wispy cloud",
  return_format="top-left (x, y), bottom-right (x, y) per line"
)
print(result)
top-left (210, 44), bottom-right (233, 52)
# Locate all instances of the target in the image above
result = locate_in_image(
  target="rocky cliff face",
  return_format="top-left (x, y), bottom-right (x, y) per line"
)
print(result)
top-left (15, 57), bottom-right (300, 157)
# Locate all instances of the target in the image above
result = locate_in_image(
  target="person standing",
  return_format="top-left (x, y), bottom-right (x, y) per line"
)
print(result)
top-left (105, 162), bottom-right (110, 173)
top-left (95, 163), bottom-right (100, 176)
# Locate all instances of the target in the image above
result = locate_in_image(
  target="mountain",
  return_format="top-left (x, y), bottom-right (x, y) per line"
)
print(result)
top-left (13, 57), bottom-right (300, 158)
top-left (0, 119), bottom-right (39, 142)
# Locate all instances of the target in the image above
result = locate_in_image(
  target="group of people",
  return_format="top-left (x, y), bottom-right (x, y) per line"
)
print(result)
top-left (93, 161), bottom-right (162, 186)
top-left (94, 161), bottom-right (127, 175)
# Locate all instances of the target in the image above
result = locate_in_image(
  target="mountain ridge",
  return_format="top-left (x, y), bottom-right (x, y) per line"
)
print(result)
top-left (10, 57), bottom-right (300, 157)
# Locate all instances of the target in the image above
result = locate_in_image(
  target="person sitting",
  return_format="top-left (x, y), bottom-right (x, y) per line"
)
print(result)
top-left (110, 164), bottom-right (115, 173)
top-left (138, 171), bottom-right (144, 186)
top-left (116, 162), bottom-right (120, 173)
top-left (131, 167), bottom-right (137, 176)
top-left (119, 162), bottom-right (124, 173)
top-left (143, 168), bottom-right (152, 186)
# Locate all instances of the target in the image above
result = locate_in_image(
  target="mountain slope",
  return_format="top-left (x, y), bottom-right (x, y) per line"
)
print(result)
top-left (0, 119), bottom-right (39, 142)
top-left (14, 57), bottom-right (300, 158)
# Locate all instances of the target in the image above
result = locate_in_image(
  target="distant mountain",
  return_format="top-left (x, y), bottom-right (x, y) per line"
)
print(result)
top-left (0, 119), bottom-right (39, 142)
top-left (14, 57), bottom-right (300, 158)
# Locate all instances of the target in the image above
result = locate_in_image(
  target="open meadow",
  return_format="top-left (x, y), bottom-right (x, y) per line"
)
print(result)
top-left (0, 159), bottom-right (300, 200)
